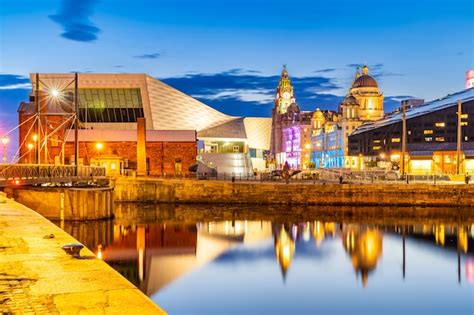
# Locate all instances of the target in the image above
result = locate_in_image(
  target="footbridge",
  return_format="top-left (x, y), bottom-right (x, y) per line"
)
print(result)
top-left (0, 164), bottom-right (106, 187)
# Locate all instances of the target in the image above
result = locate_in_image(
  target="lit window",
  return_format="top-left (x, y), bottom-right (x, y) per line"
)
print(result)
top-left (425, 137), bottom-right (433, 142)
top-left (373, 146), bottom-right (381, 150)
top-left (391, 138), bottom-right (400, 143)
top-left (445, 155), bottom-right (452, 163)
top-left (408, 131), bottom-right (412, 135)
top-left (424, 130), bottom-right (433, 135)
top-left (465, 136), bottom-right (469, 141)
top-left (461, 114), bottom-right (468, 119)
top-left (373, 139), bottom-right (381, 144)
top-left (435, 122), bottom-right (445, 128)
top-left (461, 122), bottom-right (469, 126)
top-left (367, 99), bottom-right (374, 110)
top-left (435, 137), bottom-right (445, 142)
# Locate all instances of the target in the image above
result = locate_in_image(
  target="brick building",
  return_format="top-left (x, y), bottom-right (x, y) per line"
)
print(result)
top-left (17, 73), bottom-right (270, 176)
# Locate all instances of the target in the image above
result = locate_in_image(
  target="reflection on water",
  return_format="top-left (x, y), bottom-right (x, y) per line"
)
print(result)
top-left (57, 204), bottom-right (474, 314)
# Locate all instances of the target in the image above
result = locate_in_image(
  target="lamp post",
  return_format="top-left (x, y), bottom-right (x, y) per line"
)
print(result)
top-left (1, 136), bottom-right (8, 163)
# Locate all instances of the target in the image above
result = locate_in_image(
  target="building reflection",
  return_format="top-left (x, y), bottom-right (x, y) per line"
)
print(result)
top-left (58, 216), bottom-right (474, 295)
top-left (274, 226), bottom-right (295, 280)
top-left (342, 227), bottom-right (383, 287)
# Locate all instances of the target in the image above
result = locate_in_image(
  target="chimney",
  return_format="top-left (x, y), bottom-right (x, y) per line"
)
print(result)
top-left (137, 117), bottom-right (147, 176)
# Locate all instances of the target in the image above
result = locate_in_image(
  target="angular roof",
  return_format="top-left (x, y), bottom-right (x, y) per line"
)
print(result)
top-left (26, 73), bottom-right (237, 132)
top-left (197, 118), bottom-right (246, 139)
top-left (352, 88), bottom-right (474, 136)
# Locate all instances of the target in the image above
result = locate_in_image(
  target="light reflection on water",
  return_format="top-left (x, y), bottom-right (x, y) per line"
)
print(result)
top-left (58, 204), bottom-right (474, 315)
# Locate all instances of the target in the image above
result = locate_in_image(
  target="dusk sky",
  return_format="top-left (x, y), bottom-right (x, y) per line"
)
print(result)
top-left (1, 0), bottom-right (473, 156)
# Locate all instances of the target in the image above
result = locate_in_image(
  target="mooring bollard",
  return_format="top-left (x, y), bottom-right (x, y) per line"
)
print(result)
top-left (61, 243), bottom-right (84, 258)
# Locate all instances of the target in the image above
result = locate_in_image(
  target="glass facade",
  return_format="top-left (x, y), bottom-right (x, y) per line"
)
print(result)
top-left (78, 88), bottom-right (144, 123)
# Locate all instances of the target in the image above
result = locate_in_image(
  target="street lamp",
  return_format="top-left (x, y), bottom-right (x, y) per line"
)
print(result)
top-left (95, 142), bottom-right (104, 151)
top-left (32, 134), bottom-right (38, 142)
top-left (51, 89), bottom-right (60, 98)
top-left (1, 136), bottom-right (9, 163)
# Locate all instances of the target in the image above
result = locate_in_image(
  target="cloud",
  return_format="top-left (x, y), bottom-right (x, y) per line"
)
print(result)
top-left (313, 68), bottom-right (337, 74)
top-left (161, 69), bottom-right (343, 117)
top-left (346, 63), bottom-right (404, 78)
top-left (134, 53), bottom-right (162, 59)
top-left (49, 0), bottom-right (100, 42)
top-left (0, 74), bottom-right (31, 90)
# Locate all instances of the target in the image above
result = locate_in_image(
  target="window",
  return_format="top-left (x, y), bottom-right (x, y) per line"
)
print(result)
top-left (461, 114), bottom-right (468, 119)
top-left (461, 122), bottom-right (469, 126)
top-left (435, 137), bottom-right (445, 142)
top-left (425, 137), bottom-right (433, 142)
top-left (373, 146), bottom-right (381, 150)
top-left (367, 99), bottom-right (374, 110)
top-left (424, 130), bottom-right (433, 135)
top-left (445, 155), bottom-right (452, 163)
top-left (435, 122), bottom-right (445, 128)
top-left (408, 130), bottom-right (412, 135)
top-left (373, 139), bottom-right (381, 144)
top-left (78, 88), bottom-right (144, 123)
top-left (391, 138), bottom-right (400, 143)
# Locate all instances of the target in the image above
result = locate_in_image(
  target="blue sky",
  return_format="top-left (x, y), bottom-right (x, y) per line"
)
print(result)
top-left (0, 0), bottom-right (473, 157)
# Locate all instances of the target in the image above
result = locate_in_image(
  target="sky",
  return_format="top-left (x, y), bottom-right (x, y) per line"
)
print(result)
top-left (0, 0), bottom-right (473, 158)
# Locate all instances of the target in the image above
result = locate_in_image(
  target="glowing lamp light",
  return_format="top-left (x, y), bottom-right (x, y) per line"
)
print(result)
top-left (1, 136), bottom-right (9, 145)
top-left (95, 142), bottom-right (104, 150)
top-left (32, 134), bottom-right (38, 142)
top-left (97, 245), bottom-right (103, 260)
top-left (13, 179), bottom-right (21, 185)
top-left (51, 89), bottom-right (60, 98)
top-left (27, 143), bottom-right (34, 150)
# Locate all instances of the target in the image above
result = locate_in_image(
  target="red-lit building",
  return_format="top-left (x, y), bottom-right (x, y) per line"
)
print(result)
top-left (16, 73), bottom-right (207, 176)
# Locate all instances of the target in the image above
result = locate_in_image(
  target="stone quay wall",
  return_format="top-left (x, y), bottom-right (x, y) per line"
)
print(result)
top-left (113, 178), bottom-right (474, 207)
top-left (4, 186), bottom-right (114, 220)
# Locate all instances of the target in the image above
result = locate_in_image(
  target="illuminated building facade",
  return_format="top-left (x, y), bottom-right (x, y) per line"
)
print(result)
top-left (310, 65), bottom-right (385, 169)
top-left (270, 66), bottom-right (312, 169)
top-left (348, 88), bottom-right (474, 175)
top-left (17, 73), bottom-right (271, 175)
top-left (310, 109), bottom-right (344, 168)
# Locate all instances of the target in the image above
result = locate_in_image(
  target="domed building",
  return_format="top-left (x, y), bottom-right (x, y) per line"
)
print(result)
top-left (310, 64), bottom-right (385, 170)
top-left (347, 65), bottom-right (384, 122)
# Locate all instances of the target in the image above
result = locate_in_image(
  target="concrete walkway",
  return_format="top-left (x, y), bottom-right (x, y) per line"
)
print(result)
top-left (0, 193), bottom-right (165, 314)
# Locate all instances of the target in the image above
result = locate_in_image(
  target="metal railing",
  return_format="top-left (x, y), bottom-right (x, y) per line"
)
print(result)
top-left (0, 164), bottom-right (106, 187)
top-left (195, 169), bottom-right (470, 184)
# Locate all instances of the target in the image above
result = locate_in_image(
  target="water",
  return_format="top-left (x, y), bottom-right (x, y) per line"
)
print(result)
top-left (58, 204), bottom-right (474, 315)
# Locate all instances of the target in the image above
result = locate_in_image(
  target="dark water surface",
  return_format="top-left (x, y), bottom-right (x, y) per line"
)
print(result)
top-left (57, 204), bottom-right (474, 315)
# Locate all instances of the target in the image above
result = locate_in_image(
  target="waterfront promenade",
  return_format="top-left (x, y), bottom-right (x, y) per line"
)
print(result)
top-left (0, 192), bottom-right (165, 314)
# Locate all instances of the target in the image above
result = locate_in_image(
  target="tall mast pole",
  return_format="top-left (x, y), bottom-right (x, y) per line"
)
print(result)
top-left (456, 100), bottom-right (462, 175)
top-left (35, 73), bottom-right (40, 164)
top-left (74, 72), bottom-right (79, 176)
top-left (401, 101), bottom-right (407, 176)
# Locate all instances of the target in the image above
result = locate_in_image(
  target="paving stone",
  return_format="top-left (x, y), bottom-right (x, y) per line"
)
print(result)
top-left (0, 197), bottom-right (165, 314)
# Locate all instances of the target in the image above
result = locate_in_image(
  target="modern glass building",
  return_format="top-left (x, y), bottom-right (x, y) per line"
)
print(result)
top-left (18, 73), bottom-right (271, 175)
